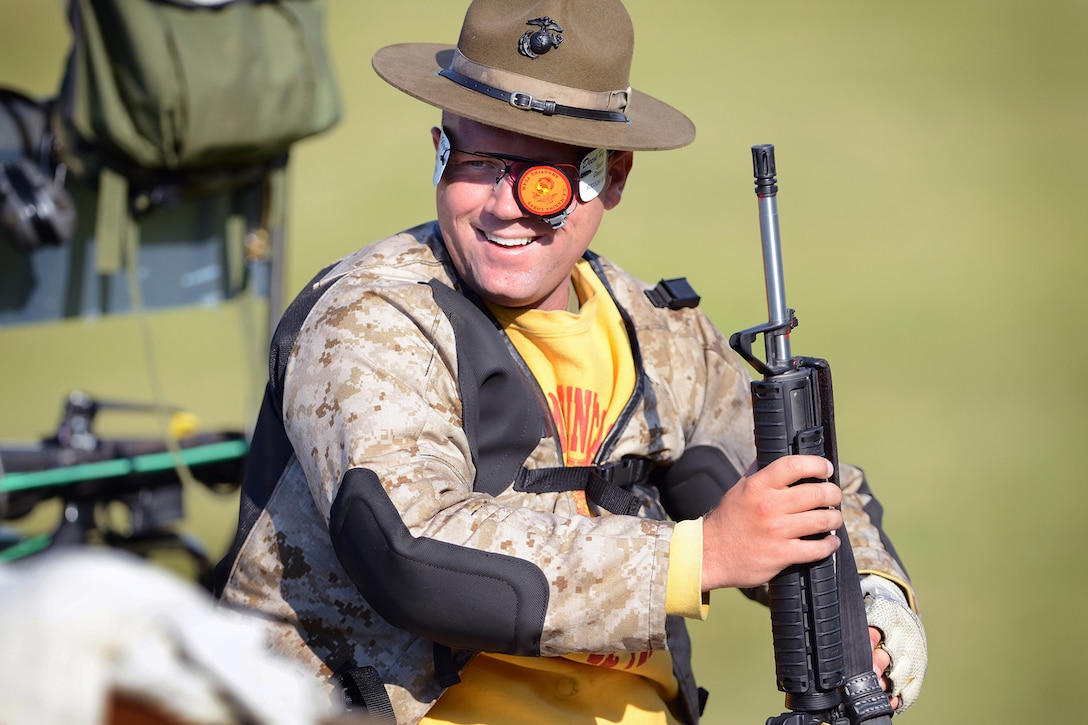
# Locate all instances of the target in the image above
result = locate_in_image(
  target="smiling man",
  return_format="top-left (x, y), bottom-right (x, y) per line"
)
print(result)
top-left (431, 115), bottom-right (632, 311)
top-left (214, 1), bottom-right (926, 723)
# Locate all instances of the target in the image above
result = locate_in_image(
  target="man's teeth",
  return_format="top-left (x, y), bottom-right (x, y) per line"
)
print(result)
top-left (486, 233), bottom-right (534, 247)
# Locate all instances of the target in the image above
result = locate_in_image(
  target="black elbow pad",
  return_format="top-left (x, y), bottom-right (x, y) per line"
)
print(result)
top-left (329, 467), bottom-right (549, 655)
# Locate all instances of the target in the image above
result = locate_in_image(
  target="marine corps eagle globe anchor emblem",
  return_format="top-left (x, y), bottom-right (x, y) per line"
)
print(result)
top-left (519, 17), bottom-right (563, 58)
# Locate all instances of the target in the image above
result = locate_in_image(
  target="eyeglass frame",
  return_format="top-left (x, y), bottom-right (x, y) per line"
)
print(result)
top-left (444, 148), bottom-right (581, 190)
top-left (433, 127), bottom-right (610, 229)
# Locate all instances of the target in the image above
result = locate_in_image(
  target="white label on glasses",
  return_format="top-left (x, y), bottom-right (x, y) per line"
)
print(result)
top-left (578, 148), bottom-right (608, 202)
top-left (433, 129), bottom-right (452, 186)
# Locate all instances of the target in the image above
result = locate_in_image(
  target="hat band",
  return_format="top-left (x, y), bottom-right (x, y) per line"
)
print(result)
top-left (439, 50), bottom-right (630, 123)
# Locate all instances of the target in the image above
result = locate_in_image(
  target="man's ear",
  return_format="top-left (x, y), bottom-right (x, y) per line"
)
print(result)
top-left (431, 126), bottom-right (442, 149)
top-left (601, 151), bottom-right (634, 210)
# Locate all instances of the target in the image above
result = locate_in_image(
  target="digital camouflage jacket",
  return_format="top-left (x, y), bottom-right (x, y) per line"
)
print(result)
top-left (215, 222), bottom-right (913, 724)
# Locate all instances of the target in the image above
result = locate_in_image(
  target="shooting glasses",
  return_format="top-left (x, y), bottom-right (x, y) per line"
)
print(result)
top-left (433, 127), bottom-right (608, 229)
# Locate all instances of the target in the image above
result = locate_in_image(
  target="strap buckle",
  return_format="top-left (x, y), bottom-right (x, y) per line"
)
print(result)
top-left (509, 92), bottom-right (533, 110)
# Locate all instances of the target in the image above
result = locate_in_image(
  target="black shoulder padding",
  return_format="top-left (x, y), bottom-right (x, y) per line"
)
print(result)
top-left (645, 278), bottom-right (700, 310)
top-left (212, 384), bottom-right (295, 596)
top-left (213, 263), bottom-right (339, 595)
top-left (269, 261), bottom-right (339, 416)
top-left (330, 468), bottom-right (550, 655)
top-left (652, 445), bottom-right (742, 520)
top-left (427, 279), bottom-right (545, 497)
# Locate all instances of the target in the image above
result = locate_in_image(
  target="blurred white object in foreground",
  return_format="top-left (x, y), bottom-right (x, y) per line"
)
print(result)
top-left (0, 548), bottom-right (342, 725)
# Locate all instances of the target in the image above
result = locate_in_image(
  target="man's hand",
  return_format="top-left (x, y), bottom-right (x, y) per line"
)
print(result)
top-left (700, 455), bottom-right (842, 591)
top-left (863, 575), bottom-right (927, 712)
top-left (869, 626), bottom-right (900, 711)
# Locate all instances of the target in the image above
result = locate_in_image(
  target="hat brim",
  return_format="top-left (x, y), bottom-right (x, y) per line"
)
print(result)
top-left (372, 43), bottom-right (695, 152)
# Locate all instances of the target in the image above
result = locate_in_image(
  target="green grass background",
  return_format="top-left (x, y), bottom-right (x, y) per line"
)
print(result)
top-left (2, 1), bottom-right (1086, 722)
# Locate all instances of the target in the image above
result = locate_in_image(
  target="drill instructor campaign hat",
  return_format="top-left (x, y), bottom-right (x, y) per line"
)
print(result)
top-left (372, 0), bottom-right (696, 151)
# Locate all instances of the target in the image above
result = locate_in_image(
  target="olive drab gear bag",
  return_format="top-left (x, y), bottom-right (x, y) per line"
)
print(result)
top-left (52, 0), bottom-right (341, 274)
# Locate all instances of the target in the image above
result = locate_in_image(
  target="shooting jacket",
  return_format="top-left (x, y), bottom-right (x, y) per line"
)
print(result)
top-left (215, 222), bottom-right (913, 725)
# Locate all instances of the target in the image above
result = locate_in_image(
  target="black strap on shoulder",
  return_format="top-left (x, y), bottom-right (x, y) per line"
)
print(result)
top-left (333, 666), bottom-right (397, 725)
top-left (514, 458), bottom-right (651, 516)
top-left (268, 261), bottom-right (340, 416)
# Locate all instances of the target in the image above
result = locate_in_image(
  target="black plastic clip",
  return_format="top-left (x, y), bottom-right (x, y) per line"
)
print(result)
top-left (645, 278), bottom-right (700, 310)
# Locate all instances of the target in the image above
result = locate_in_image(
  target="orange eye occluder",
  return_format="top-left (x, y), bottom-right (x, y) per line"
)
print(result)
top-left (516, 166), bottom-right (573, 217)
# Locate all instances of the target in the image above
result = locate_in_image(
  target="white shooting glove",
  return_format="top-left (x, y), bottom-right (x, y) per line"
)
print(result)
top-left (861, 574), bottom-right (928, 712)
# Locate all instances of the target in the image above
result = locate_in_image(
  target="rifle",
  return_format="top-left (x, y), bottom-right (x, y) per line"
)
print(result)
top-left (729, 145), bottom-right (894, 725)
top-left (0, 391), bottom-right (246, 588)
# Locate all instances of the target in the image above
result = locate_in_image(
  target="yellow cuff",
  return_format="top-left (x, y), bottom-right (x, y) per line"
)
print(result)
top-left (665, 518), bottom-right (710, 620)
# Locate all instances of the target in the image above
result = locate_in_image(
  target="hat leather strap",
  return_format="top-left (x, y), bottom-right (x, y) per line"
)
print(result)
top-left (439, 52), bottom-right (630, 123)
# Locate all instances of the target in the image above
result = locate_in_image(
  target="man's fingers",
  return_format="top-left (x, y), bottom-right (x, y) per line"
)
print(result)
top-left (872, 643), bottom-right (892, 675)
top-left (793, 480), bottom-right (842, 512)
top-left (775, 505), bottom-right (842, 541)
top-left (787, 530), bottom-right (840, 564)
top-left (752, 457), bottom-right (843, 511)
top-left (758, 455), bottom-right (834, 489)
top-left (869, 627), bottom-right (899, 710)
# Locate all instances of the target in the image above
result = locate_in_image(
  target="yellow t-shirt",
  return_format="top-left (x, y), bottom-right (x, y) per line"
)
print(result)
top-left (423, 261), bottom-right (702, 725)
top-left (490, 260), bottom-right (635, 468)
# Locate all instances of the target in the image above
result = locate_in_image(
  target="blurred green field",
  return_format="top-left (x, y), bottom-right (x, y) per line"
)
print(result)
top-left (2, 0), bottom-right (1086, 722)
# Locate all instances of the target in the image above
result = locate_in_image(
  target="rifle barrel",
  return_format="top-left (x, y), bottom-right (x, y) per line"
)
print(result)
top-left (752, 144), bottom-right (791, 366)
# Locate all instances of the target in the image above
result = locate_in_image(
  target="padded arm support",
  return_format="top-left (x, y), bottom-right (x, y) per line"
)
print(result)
top-left (329, 468), bottom-right (550, 655)
top-left (653, 444), bottom-right (742, 521)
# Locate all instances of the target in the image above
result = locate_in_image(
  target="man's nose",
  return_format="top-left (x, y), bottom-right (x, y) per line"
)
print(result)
top-left (483, 171), bottom-right (525, 219)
